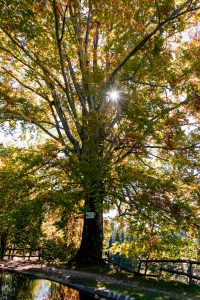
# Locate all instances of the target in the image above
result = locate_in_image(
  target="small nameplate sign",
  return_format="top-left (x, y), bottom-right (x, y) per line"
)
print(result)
top-left (86, 212), bottom-right (95, 219)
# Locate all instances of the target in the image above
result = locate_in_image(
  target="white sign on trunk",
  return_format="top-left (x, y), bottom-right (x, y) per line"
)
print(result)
top-left (86, 212), bottom-right (95, 219)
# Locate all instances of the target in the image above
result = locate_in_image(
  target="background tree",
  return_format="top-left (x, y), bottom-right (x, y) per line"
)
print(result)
top-left (0, 143), bottom-right (82, 260)
top-left (0, 145), bottom-right (57, 254)
top-left (108, 153), bottom-right (199, 263)
top-left (0, 0), bottom-right (199, 264)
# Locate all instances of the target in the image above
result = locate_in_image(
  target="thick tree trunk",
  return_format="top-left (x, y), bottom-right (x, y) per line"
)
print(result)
top-left (71, 113), bottom-right (107, 265)
top-left (72, 194), bottom-right (104, 265)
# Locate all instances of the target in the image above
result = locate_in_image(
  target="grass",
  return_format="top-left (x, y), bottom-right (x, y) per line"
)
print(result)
top-left (101, 280), bottom-right (200, 300)
top-left (69, 265), bottom-right (200, 300)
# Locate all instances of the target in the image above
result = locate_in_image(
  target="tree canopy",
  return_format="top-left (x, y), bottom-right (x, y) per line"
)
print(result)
top-left (0, 0), bottom-right (199, 264)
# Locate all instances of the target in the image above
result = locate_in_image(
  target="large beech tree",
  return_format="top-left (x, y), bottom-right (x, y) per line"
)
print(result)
top-left (0, 0), bottom-right (199, 264)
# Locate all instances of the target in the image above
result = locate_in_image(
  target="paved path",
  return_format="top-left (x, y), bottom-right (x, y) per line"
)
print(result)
top-left (0, 260), bottom-right (137, 299)
top-left (0, 260), bottom-right (197, 300)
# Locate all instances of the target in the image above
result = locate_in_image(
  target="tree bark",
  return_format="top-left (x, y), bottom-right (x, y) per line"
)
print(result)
top-left (72, 193), bottom-right (105, 265)
top-left (71, 112), bottom-right (107, 265)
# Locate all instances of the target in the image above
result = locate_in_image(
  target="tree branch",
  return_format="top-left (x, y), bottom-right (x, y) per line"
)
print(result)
top-left (155, 0), bottom-right (161, 24)
top-left (93, 27), bottom-right (99, 72)
top-left (64, 53), bottom-right (88, 114)
top-left (135, 154), bottom-right (155, 169)
top-left (150, 97), bottom-right (190, 122)
top-left (49, 83), bottom-right (80, 153)
top-left (0, 26), bottom-right (66, 93)
top-left (121, 78), bottom-right (169, 89)
top-left (108, 0), bottom-right (197, 81)
top-left (1, 68), bottom-right (50, 103)
top-left (52, 0), bottom-right (79, 120)
top-left (85, 1), bottom-right (92, 55)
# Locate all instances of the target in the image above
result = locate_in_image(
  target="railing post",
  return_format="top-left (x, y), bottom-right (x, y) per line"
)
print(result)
top-left (11, 248), bottom-right (15, 260)
top-left (144, 259), bottom-right (149, 276)
top-left (187, 261), bottom-right (193, 285)
top-left (38, 248), bottom-right (41, 261)
top-left (23, 249), bottom-right (25, 260)
top-left (158, 267), bottom-right (162, 282)
top-left (8, 248), bottom-right (12, 259)
top-left (29, 250), bottom-right (32, 261)
top-left (138, 261), bottom-right (142, 274)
